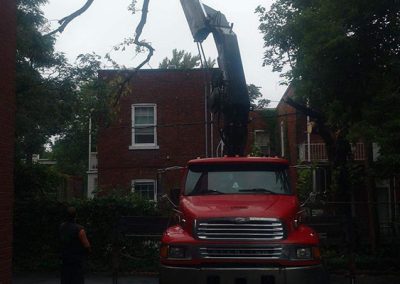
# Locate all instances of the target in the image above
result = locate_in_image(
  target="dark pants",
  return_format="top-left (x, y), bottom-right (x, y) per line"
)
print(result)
top-left (61, 262), bottom-right (84, 284)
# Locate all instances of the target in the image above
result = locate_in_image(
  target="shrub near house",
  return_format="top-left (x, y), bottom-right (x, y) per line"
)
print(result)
top-left (13, 194), bottom-right (162, 272)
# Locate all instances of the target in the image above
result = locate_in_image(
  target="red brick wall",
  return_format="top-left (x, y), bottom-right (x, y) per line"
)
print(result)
top-left (97, 69), bottom-right (217, 190)
top-left (0, 0), bottom-right (16, 282)
top-left (276, 86), bottom-right (299, 191)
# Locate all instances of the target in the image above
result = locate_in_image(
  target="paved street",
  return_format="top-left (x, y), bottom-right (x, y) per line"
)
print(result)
top-left (13, 273), bottom-right (400, 284)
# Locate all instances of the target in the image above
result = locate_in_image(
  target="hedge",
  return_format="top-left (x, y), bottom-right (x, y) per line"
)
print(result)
top-left (13, 194), bottom-right (165, 272)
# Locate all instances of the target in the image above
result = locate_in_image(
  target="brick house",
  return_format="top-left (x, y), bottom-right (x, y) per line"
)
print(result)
top-left (0, 0), bottom-right (16, 281)
top-left (94, 69), bottom-right (269, 200)
top-left (276, 85), bottom-right (400, 241)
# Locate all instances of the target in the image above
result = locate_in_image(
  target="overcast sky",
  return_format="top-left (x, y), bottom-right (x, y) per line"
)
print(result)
top-left (43, 0), bottom-right (287, 106)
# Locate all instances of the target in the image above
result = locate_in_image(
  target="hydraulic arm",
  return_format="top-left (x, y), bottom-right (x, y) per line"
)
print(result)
top-left (180, 0), bottom-right (250, 156)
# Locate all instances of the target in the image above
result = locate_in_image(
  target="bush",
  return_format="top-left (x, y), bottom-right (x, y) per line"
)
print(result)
top-left (13, 194), bottom-right (164, 272)
top-left (14, 162), bottom-right (62, 201)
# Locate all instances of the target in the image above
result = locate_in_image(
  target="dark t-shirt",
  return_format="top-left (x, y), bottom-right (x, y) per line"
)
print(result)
top-left (59, 221), bottom-right (86, 265)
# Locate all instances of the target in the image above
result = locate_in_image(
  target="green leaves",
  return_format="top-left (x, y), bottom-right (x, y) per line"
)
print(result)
top-left (248, 84), bottom-right (270, 109)
top-left (15, 0), bottom-right (107, 168)
top-left (14, 194), bottom-right (162, 272)
top-left (159, 48), bottom-right (204, 69)
top-left (257, 0), bottom-right (400, 170)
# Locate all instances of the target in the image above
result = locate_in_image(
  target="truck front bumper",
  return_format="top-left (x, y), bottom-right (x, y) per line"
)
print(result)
top-left (160, 264), bottom-right (329, 284)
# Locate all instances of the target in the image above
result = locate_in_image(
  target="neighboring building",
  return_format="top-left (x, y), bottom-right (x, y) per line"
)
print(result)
top-left (32, 154), bottom-right (57, 165)
top-left (92, 69), bottom-right (270, 200)
top-left (96, 69), bottom-right (215, 199)
top-left (276, 85), bottom-right (400, 241)
top-left (0, 0), bottom-right (16, 281)
top-left (276, 85), bottom-right (367, 190)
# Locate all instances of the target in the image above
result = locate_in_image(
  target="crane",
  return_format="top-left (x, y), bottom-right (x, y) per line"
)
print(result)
top-left (180, 0), bottom-right (250, 157)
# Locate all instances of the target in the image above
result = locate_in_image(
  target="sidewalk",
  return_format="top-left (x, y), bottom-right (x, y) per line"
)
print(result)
top-left (13, 273), bottom-right (400, 284)
top-left (13, 273), bottom-right (158, 284)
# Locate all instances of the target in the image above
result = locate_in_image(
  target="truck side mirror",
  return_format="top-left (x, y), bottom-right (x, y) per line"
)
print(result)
top-left (170, 188), bottom-right (181, 206)
top-left (161, 188), bottom-right (181, 209)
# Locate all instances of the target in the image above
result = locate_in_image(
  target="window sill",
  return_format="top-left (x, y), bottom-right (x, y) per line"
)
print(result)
top-left (129, 145), bottom-right (160, 150)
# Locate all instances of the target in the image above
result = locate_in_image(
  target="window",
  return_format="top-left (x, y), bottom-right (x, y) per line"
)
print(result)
top-left (254, 130), bottom-right (270, 156)
top-left (132, 179), bottom-right (156, 200)
top-left (130, 104), bottom-right (159, 150)
top-left (184, 164), bottom-right (291, 196)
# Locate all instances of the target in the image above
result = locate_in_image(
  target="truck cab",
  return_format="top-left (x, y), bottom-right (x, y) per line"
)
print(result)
top-left (160, 157), bottom-right (328, 284)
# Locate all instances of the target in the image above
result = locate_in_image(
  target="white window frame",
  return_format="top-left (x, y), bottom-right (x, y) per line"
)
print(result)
top-left (129, 104), bottom-right (159, 150)
top-left (131, 179), bottom-right (157, 201)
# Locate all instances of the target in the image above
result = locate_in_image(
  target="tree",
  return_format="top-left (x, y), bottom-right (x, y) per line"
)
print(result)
top-left (159, 49), bottom-right (200, 69)
top-left (257, 0), bottom-right (399, 163)
top-left (15, 0), bottom-right (154, 169)
top-left (257, 0), bottom-right (400, 250)
top-left (16, 0), bottom-right (78, 163)
top-left (248, 84), bottom-right (270, 109)
top-left (50, 53), bottom-right (112, 176)
top-left (159, 48), bottom-right (216, 69)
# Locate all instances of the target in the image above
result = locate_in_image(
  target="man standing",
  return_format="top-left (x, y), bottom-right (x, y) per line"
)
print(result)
top-left (60, 207), bottom-right (91, 284)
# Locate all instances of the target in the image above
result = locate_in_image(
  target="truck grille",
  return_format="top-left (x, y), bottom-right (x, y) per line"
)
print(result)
top-left (199, 245), bottom-right (283, 259)
top-left (195, 218), bottom-right (285, 240)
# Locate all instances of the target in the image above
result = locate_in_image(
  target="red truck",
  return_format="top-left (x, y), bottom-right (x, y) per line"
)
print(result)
top-left (159, 1), bottom-right (328, 283)
top-left (159, 157), bottom-right (328, 284)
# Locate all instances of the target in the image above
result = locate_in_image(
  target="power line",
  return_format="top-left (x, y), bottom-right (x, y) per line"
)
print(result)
top-left (98, 111), bottom-right (298, 130)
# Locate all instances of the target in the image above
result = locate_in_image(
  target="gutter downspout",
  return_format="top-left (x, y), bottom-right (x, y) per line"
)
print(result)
top-left (280, 121), bottom-right (285, 157)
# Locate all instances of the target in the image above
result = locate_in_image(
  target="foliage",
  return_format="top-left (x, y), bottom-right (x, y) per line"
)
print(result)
top-left (256, 0), bottom-right (400, 244)
top-left (248, 84), bottom-right (270, 110)
top-left (16, 0), bottom-right (78, 162)
top-left (128, 0), bottom-right (138, 14)
top-left (50, 54), bottom-right (110, 176)
top-left (249, 145), bottom-right (263, 157)
top-left (322, 245), bottom-right (400, 272)
top-left (13, 194), bottom-right (164, 272)
top-left (159, 48), bottom-right (215, 69)
top-left (16, 1), bottom-right (117, 175)
top-left (159, 49), bottom-right (200, 69)
top-left (296, 168), bottom-right (313, 202)
top-left (256, 0), bottom-right (400, 170)
top-left (14, 162), bottom-right (63, 201)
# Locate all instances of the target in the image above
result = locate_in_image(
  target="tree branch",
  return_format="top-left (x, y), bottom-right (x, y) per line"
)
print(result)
top-left (284, 96), bottom-right (335, 159)
top-left (133, 0), bottom-right (154, 69)
top-left (45, 0), bottom-right (154, 107)
top-left (284, 97), bottom-right (322, 119)
top-left (45, 0), bottom-right (95, 37)
top-left (112, 0), bottom-right (154, 106)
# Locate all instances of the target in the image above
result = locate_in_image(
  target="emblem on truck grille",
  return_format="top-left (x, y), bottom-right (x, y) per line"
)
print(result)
top-left (234, 217), bottom-right (248, 224)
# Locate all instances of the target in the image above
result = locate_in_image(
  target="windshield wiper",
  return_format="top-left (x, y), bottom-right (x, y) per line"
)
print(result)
top-left (203, 189), bottom-right (224, 195)
top-left (239, 188), bottom-right (276, 194)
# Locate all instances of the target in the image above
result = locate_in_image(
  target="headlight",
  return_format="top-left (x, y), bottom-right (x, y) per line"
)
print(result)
top-left (282, 245), bottom-right (319, 260)
top-left (295, 247), bottom-right (312, 259)
top-left (169, 246), bottom-right (186, 258)
top-left (161, 245), bottom-right (192, 260)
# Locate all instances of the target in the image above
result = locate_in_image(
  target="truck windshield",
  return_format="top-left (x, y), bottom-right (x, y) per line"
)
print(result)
top-left (185, 164), bottom-right (291, 196)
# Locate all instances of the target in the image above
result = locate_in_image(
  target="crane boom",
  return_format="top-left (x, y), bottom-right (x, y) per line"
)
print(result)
top-left (180, 0), bottom-right (250, 156)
